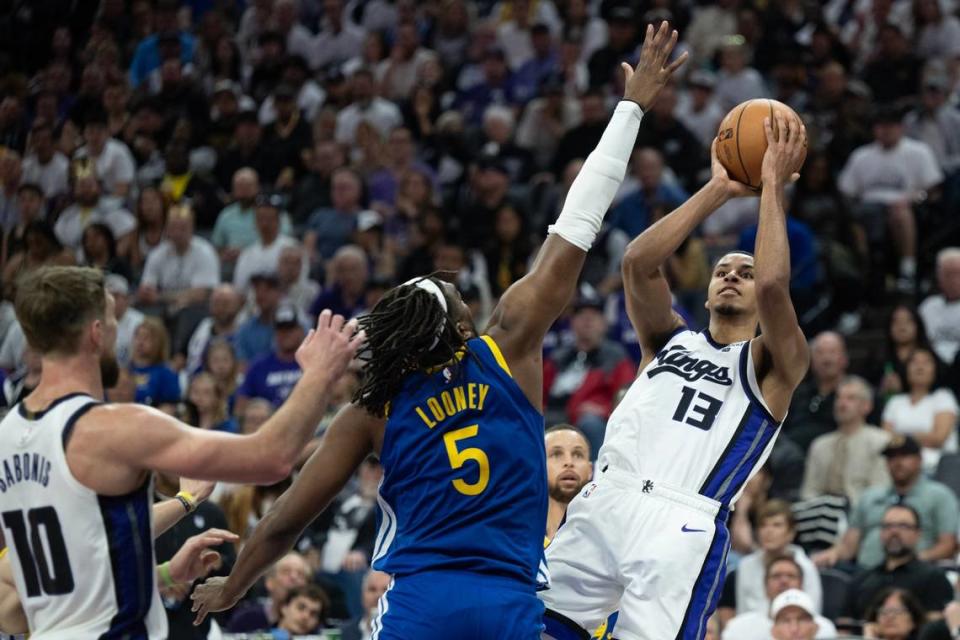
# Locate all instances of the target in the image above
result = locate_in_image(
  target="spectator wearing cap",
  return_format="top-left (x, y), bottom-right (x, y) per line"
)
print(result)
top-left (54, 170), bottom-right (136, 255)
top-left (236, 303), bottom-right (306, 413)
top-left (377, 23), bottom-right (438, 102)
top-left (260, 55), bottom-right (325, 126)
top-left (263, 83), bottom-right (314, 187)
top-left (609, 148), bottom-right (688, 238)
top-left (291, 140), bottom-right (346, 225)
top-left (209, 81), bottom-right (254, 153)
top-left (158, 140), bottom-right (224, 230)
top-left (309, 0), bottom-right (365, 70)
top-left (921, 248), bottom-right (960, 365)
top-left (184, 283), bottom-right (245, 375)
top-left (21, 119), bottom-right (69, 201)
top-left (234, 195), bottom-right (299, 294)
top-left (676, 70), bottom-right (725, 150)
top-left (235, 272), bottom-right (285, 365)
top-left (543, 291), bottom-right (635, 454)
top-left (714, 36), bottom-right (769, 112)
top-left (863, 24), bottom-right (923, 104)
top-left (215, 109), bottom-right (285, 191)
top-left (128, 0), bottom-right (197, 89)
top-left (802, 376), bottom-right (891, 502)
top-left (130, 317), bottom-right (181, 410)
top-left (516, 73), bottom-right (582, 171)
top-left (722, 566), bottom-right (836, 640)
top-left (305, 168), bottom-right (364, 261)
top-left (814, 435), bottom-right (959, 570)
top-left (905, 70), bottom-right (960, 191)
top-left (586, 7), bottom-right (637, 89)
top-left (106, 273), bottom-right (145, 368)
top-left (74, 110), bottom-right (137, 200)
top-left (137, 205), bottom-right (221, 350)
top-left (839, 105), bottom-right (942, 293)
top-left (843, 503), bottom-right (953, 622)
top-left (684, 0), bottom-right (739, 69)
top-left (771, 590), bottom-right (828, 640)
top-left (309, 244), bottom-right (369, 320)
top-left (454, 47), bottom-right (521, 127)
top-left (278, 243), bottom-right (320, 318)
top-left (334, 68), bottom-right (403, 146)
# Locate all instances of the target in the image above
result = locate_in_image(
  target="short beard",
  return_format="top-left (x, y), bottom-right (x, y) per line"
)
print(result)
top-left (713, 302), bottom-right (743, 317)
top-left (885, 539), bottom-right (913, 559)
top-left (100, 353), bottom-right (120, 390)
top-left (549, 483), bottom-right (581, 505)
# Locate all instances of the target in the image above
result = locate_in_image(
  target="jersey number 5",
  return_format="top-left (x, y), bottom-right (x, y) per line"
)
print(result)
top-left (443, 424), bottom-right (490, 496)
top-left (673, 386), bottom-right (723, 431)
top-left (2, 507), bottom-right (74, 597)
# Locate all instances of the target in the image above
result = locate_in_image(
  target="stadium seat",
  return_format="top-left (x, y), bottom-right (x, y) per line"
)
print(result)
top-left (818, 568), bottom-right (851, 622)
top-left (935, 453), bottom-right (960, 499)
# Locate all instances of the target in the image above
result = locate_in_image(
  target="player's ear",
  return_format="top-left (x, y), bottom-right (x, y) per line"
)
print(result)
top-left (89, 317), bottom-right (105, 352)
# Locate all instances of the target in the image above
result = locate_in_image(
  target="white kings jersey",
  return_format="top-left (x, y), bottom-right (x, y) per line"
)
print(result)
top-left (597, 329), bottom-right (784, 508)
top-left (0, 393), bottom-right (166, 639)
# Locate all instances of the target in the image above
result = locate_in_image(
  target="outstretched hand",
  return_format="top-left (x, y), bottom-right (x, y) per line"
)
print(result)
top-left (621, 21), bottom-right (689, 111)
top-left (191, 576), bottom-right (236, 626)
top-left (168, 528), bottom-right (239, 585)
top-left (295, 309), bottom-right (366, 381)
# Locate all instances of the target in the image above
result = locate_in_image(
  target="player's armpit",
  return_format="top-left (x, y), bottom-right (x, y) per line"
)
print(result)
top-left (622, 263), bottom-right (685, 365)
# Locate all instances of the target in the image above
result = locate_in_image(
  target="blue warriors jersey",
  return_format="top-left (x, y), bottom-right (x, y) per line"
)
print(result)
top-left (372, 335), bottom-right (547, 586)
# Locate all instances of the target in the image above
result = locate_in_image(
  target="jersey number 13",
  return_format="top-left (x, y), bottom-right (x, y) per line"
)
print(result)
top-left (673, 386), bottom-right (724, 431)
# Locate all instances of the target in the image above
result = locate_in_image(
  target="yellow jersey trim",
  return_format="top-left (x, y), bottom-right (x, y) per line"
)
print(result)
top-left (0, 547), bottom-right (6, 559)
top-left (480, 335), bottom-right (512, 377)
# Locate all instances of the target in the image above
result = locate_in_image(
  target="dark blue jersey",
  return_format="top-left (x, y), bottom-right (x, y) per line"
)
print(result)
top-left (372, 335), bottom-right (547, 586)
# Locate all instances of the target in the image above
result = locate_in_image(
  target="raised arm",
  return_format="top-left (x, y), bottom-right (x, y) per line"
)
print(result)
top-left (189, 403), bottom-right (380, 623)
top-left (76, 312), bottom-right (364, 493)
top-left (751, 114), bottom-right (810, 420)
top-left (488, 21), bottom-right (687, 365)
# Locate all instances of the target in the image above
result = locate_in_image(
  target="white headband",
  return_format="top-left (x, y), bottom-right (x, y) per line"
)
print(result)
top-left (404, 277), bottom-right (449, 349)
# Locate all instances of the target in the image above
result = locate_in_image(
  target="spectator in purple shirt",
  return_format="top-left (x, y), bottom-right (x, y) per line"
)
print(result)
top-left (309, 245), bottom-right (369, 320)
top-left (235, 303), bottom-right (305, 416)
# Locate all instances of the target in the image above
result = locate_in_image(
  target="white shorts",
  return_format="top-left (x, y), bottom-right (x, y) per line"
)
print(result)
top-left (540, 467), bottom-right (730, 640)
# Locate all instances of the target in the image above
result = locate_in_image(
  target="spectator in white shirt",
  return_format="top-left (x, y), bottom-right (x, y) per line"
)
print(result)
top-left (310, 0), bottom-right (365, 70)
top-left (138, 205), bottom-right (221, 351)
top-left (714, 36), bottom-right (769, 112)
top-left (920, 247), bottom-right (960, 364)
top-left (105, 273), bottom-right (145, 368)
top-left (676, 70), bottom-right (726, 150)
top-left (277, 243), bottom-right (319, 317)
top-left (377, 23), bottom-right (438, 102)
top-left (882, 348), bottom-right (959, 473)
top-left (20, 119), bottom-right (69, 201)
top-left (839, 106), bottom-right (943, 291)
top-left (234, 194), bottom-right (298, 294)
top-left (334, 68), bottom-right (403, 146)
top-left (722, 561), bottom-right (836, 640)
top-left (53, 172), bottom-right (136, 256)
top-left (75, 112), bottom-right (136, 199)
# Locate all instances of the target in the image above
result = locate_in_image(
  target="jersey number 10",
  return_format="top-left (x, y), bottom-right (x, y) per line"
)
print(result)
top-left (673, 386), bottom-right (723, 431)
top-left (2, 507), bottom-right (75, 597)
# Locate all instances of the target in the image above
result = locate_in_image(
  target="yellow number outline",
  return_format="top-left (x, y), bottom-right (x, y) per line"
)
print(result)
top-left (443, 424), bottom-right (490, 496)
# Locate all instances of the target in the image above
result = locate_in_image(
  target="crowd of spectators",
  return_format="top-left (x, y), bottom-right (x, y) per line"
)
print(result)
top-left (3, 0), bottom-right (960, 637)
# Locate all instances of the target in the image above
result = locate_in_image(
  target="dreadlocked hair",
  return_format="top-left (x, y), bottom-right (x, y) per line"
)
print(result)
top-left (353, 282), bottom-right (467, 417)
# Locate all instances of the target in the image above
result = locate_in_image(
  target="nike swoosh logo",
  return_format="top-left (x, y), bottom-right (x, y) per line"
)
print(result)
top-left (681, 524), bottom-right (707, 533)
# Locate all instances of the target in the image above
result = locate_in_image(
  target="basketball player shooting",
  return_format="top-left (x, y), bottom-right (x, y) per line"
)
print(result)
top-left (0, 266), bottom-right (363, 639)
top-left (190, 22), bottom-right (686, 640)
top-left (541, 115), bottom-right (810, 640)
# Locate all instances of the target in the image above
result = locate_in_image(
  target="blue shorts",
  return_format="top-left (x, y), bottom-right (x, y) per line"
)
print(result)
top-left (371, 570), bottom-right (545, 639)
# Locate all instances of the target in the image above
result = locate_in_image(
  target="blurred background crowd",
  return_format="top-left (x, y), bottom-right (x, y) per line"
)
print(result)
top-left (2, 0), bottom-right (960, 638)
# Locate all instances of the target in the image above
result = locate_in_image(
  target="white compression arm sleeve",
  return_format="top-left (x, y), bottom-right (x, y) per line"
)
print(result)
top-left (548, 100), bottom-right (644, 251)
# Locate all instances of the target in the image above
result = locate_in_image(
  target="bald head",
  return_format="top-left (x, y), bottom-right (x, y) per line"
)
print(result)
top-left (811, 331), bottom-right (848, 385)
top-left (210, 284), bottom-right (243, 325)
top-left (634, 147), bottom-right (664, 190)
top-left (233, 168), bottom-right (260, 206)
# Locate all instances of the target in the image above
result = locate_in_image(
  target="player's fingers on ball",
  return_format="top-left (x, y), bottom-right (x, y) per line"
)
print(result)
top-left (763, 116), bottom-right (774, 143)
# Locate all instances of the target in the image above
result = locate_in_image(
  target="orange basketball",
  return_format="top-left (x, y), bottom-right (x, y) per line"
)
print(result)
top-left (716, 99), bottom-right (807, 189)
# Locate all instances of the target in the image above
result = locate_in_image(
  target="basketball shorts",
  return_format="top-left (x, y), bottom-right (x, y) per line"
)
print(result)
top-left (540, 467), bottom-right (730, 640)
top-left (370, 570), bottom-right (544, 639)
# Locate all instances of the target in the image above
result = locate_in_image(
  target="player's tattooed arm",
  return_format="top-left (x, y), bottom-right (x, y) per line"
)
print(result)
top-left (751, 114), bottom-right (810, 420)
top-left (190, 404), bottom-right (379, 623)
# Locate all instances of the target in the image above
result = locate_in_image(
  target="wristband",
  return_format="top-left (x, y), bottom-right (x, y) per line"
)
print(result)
top-left (176, 490), bottom-right (197, 513)
top-left (158, 561), bottom-right (177, 588)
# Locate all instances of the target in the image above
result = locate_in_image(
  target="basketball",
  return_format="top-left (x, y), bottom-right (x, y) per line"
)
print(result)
top-left (716, 99), bottom-right (807, 189)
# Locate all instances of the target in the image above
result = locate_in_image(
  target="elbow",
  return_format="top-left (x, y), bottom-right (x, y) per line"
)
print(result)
top-left (622, 244), bottom-right (651, 278)
top-left (755, 275), bottom-right (791, 299)
top-left (257, 459), bottom-right (294, 485)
